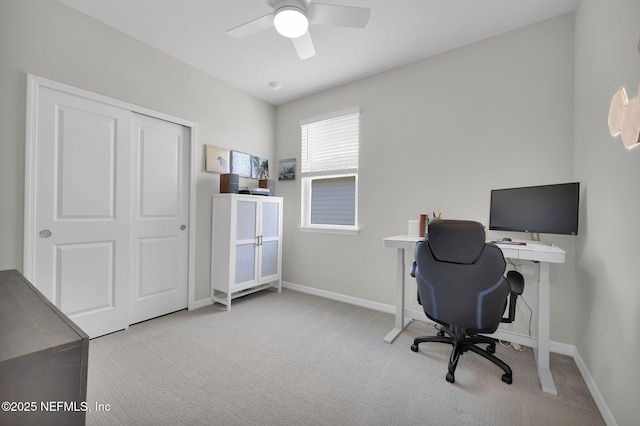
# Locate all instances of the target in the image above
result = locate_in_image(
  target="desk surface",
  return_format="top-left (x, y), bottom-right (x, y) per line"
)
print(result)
top-left (383, 235), bottom-right (565, 263)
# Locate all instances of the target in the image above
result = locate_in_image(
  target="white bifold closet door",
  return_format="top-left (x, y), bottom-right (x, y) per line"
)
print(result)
top-left (29, 85), bottom-right (189, 338)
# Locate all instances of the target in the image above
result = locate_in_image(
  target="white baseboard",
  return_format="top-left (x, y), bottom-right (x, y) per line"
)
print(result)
top-left (282, 281), bottom-right (615, 425)
top-left (571, 348), bottom-right (618, 426)
top-left (282, 281), bottom-right (395, 314)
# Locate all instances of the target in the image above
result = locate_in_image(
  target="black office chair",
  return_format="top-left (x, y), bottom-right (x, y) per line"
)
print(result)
top-left (409, 220), bottom-right (525, 384)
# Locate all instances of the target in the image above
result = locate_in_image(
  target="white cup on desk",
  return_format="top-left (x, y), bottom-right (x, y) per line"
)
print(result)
top-left (408, 220), bottom-right (420, 237)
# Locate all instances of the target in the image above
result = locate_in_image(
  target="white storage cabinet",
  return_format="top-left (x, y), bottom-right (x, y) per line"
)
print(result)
top-left (211, 194), bottom-right (283, 309)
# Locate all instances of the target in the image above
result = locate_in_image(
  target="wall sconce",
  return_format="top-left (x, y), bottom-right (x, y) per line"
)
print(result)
top-left (608, 37), bottom-right (640, 150)
top-left (608, 85), bottom-right (640, 149)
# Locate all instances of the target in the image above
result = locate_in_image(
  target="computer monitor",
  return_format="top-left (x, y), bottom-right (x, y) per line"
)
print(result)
top-left (489, 182), bottom-right (580, 240)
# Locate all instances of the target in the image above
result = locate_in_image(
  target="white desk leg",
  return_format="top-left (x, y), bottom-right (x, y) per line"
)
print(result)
top-left (384, 247), bottom-right (411, 343)
top-left (535, 261), bottom-right (558, 395)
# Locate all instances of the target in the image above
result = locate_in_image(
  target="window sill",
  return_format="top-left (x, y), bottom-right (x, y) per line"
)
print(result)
top-left (298, 225), bottom-right (360, 236)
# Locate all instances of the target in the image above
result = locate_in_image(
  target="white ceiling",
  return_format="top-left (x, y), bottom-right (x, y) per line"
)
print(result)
top-left (58, 0), bottom-right (578, 105)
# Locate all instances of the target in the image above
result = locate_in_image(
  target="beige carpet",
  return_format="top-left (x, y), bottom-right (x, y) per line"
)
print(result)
top-left (86, 289), bottom-right (604, 425)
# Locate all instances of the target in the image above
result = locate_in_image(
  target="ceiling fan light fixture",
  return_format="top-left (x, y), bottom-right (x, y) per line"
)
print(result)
top-left (273, 6), bottom-right (309, 39)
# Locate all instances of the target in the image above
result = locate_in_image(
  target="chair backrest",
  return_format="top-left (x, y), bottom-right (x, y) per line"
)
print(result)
top-left (414, 220), bottom-right (509, 332)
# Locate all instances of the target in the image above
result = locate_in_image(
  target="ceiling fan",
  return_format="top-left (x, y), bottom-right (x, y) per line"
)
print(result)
top-left (226, 0), bottom-right (371, 60)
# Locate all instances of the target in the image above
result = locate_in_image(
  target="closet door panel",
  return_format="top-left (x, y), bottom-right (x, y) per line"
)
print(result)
top-left (31, 87), bottom-right (131, 338)
top-left (130, 113), bottom-right (189, 324)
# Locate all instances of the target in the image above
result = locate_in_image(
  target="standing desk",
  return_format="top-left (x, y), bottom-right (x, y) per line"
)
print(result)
top-left (383, 235), bottom-right (565, 395)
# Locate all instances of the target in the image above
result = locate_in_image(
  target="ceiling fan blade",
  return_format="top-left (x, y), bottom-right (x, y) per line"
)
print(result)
top-left (292, 31), bottom-right (316, 60)
top-left (226, 13), bottom-right (274, 38)
top-left (309, 3), bottom-right (371, 28)
top-left (266, 0), bottom-right (286, 7)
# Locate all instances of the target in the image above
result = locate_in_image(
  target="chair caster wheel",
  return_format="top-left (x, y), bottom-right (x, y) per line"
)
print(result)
top-left (486, 345), bottom-right (495, 354)
top-left (410, 344), bottom-right (419, 352)
top-left (502, 374), bottom-right (513, 384)
top-left (446, 372), bottom-right (455, 383)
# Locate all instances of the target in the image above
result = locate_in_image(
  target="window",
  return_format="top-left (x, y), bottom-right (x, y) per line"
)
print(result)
top-left (300, 107), bottom-right (359, 234)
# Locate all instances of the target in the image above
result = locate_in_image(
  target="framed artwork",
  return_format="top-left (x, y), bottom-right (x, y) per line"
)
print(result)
top-left (205, 145), bottom-right (229, 173)
top-left (230, 150), bottom-right (252, 177)
top-left (256, 157), bottom-right (269, 179)
top-left (230, 151), bottom-right (269, 179)
top-left (278, 158), bottom-right (296, 181)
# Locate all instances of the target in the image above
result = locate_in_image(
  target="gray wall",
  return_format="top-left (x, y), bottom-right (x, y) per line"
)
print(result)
top-left (0, 0), bottom-right (275, 302)
top-left (574, 0), bottom-right (640, 424)
top-left (276, 14), bottom-right (576, 343)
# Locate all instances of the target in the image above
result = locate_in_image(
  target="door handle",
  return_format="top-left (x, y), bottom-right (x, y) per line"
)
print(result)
top-left (39, 229), bottom-right (52, 238)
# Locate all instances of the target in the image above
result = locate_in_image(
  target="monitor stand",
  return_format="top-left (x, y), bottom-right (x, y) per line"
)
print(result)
top-left (529, 232), bottom-right (553, 246)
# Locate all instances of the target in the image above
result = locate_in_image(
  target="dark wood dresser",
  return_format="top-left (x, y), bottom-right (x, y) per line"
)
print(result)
top-left (0, 269), bottom-right (89, 425)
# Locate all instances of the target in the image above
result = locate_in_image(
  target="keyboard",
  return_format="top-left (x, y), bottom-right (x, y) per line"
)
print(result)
top-left (492, 240), bottom-right (527, 246)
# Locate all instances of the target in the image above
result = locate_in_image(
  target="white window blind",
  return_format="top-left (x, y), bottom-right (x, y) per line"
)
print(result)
top-left (301, 107), bottom-right (359, 177)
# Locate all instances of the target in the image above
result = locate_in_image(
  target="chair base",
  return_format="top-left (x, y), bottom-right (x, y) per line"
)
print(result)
top-left (411, 327), bottom-right (513, 385)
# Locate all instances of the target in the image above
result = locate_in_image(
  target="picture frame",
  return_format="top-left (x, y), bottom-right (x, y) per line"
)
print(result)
top-left (230, 150), bottom-right (253, 178)
top-left (230, 150), bottom-right (269, 179)
top-left (278, 158), bottom-right (296, 181)
top-left (256, 157), bottom-right (269, 179)
top-left (205, 145), bottom-right (229, 173)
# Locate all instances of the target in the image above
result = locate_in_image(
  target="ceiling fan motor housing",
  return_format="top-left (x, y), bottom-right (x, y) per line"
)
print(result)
top-left (274, 0), bottom-right (309, 15)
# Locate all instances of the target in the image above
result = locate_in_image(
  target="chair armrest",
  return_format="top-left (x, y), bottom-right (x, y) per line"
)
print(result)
top-left (410, 261), bottom-right (417, 278)
top-left (502, 270), bottom-right (525, 324)
top-left (506, 270), bottom-right (524, 295)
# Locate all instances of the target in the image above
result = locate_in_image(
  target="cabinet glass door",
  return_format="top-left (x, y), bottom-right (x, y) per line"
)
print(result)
top-left (259, 200), bottom-right (281, 281)
top-left (235, 244), bottom-right (255, 285)
top-left (236, 201), bottom-right (257, 240)
top-left (261, 201), bottom-right (279, 238)
top-left (260, 241), bottom-right (279, 278)
top-left (234, 200), bottom-right (257, 286)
